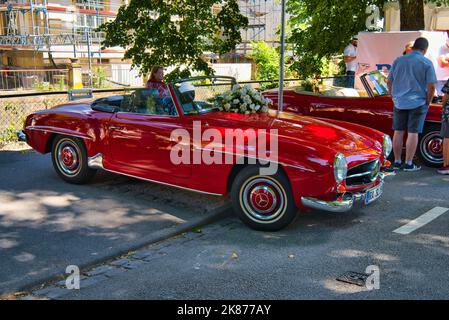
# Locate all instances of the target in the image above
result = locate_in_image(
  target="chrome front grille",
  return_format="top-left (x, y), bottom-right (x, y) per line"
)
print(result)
top-left (346, 159), bottom-right (380, 186)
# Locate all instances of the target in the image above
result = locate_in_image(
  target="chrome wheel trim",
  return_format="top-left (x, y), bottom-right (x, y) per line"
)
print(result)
top-left (420, 131), bottom-right (443, 165)
top-left (55, 138), bottom-right (82, 177)
top-left (239, 176), bottom-right (287, 224)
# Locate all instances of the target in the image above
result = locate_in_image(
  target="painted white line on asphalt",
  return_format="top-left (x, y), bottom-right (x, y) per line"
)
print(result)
top-left (393, 207), bottom-right (449, 235)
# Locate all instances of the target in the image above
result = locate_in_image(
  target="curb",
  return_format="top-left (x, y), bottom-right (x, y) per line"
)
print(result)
top-left (2, 203), bottom-right (232, 299)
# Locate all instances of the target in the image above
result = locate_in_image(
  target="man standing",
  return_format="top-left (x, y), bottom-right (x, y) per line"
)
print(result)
top-left (387, 37), bottom-right (437, 172)
top-left (344, 37), bottom-right (358, 88)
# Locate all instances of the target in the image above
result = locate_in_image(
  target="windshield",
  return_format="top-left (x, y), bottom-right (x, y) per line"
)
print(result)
top-left (120, 86), bottom-right (177, 116)
top-left (173, 77), bottom-right (236, 115)
top-left (363, 70), bottom-right (389, 97)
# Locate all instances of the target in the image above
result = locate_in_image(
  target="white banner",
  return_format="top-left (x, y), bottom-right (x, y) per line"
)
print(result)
top-left (356, 31), bottom-right (449, 92)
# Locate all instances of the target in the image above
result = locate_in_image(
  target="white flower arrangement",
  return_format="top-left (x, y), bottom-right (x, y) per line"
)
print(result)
top-left (214, 84), bottom-right (272, 114)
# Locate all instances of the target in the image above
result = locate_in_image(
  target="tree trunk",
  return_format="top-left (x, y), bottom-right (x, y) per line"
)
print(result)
top-left (399, 0), bottom-right (425, 31)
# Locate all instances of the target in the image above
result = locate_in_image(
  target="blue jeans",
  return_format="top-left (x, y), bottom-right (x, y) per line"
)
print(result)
top-left (346, 71), bottom-right (355, 88)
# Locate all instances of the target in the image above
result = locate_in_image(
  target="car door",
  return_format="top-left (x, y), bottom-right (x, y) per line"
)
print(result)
top-left (108, 88), bottom-right (191, 179)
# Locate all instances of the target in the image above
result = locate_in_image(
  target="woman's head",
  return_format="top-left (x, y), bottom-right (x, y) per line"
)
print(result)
top-left (150, 66), bottom-right (164, 82)
top-left (403, 41), bottom-right (414, 55)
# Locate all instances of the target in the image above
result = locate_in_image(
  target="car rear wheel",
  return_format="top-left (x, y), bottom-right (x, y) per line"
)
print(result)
top-left (230, 165), bottom-right (297, 231)
top-left (418, 124), bottom-right (443, 168)
top-left (51, 135), bottom-right (96, 184)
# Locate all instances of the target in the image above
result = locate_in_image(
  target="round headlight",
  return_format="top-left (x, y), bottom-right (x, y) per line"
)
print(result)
top-left (383, 134), bottom-right (393, 158)
top-left (334, 153), bottom-right (348, 183)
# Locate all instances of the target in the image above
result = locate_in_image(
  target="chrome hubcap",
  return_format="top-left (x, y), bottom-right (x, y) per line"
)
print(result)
top-left (421, 132), bottom-right (443, 164)
top-left (241, 177), bottom-right (286, 222)
top-left (57, 140), bottom-right (81, 176)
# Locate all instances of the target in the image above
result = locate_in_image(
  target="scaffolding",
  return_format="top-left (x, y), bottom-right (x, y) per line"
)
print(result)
top-left (224, 0), bottom-right (282, 60)
top-left (0, 0), bottom-right (116, 88)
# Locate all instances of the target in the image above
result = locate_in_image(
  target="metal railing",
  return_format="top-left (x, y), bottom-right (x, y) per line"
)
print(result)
top-left (0, 69), bottom-right (69, 91)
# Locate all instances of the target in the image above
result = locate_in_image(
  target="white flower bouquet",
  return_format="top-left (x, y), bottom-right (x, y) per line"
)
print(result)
top-left (214, 84), bottom-right (273, 114)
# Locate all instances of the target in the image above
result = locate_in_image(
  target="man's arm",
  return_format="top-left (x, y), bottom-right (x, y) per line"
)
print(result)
top-left (343, 46), bottom-right (356, 64)
top-left (344, 56), bottom-right (357, 63)
top-left (426, 64), bottom-right (438, 105)
top-left (427, 83), bottom-right (436, 105)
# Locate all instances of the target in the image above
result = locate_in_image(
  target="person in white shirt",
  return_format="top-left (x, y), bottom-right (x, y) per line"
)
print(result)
top-left (344, 37), bottom-right (358, 88)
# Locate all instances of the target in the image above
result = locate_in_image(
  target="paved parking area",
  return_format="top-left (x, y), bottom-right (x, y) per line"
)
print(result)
top-left (19, 165), bottom-right (449, 299)
top-left (0, 151), bottom-right (227, 296)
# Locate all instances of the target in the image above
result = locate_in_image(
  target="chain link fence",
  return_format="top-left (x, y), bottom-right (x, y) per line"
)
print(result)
top-left (0, 89), bottom-right (126, 146)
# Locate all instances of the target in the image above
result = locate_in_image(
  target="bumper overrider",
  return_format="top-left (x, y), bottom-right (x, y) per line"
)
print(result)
top-left (301, 170), bottom-right (395, 213)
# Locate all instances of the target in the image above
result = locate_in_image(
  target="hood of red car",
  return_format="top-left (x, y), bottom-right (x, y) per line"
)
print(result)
top-left (272, 111), bottom-right (375, 153)
top-left (199, 110), bottom-right (375, 154)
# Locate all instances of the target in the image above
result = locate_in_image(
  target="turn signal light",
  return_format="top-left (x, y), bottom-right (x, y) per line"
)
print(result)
top-left (337, 184), bottom-right (346, 194)
top-left (384, 160), bottom-right (392, 167)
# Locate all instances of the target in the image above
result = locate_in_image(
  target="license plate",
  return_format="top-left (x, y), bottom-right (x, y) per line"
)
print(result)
top-left (364, 184), bottom-right (383, 205)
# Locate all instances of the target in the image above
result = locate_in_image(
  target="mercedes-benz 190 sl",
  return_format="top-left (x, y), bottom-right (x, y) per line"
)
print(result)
top-left (19, 76), bottom-right (393, 231)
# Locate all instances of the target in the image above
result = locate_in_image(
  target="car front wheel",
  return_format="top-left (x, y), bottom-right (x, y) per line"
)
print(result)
top-left (230, 166), bottom-right (298, 231)
top-left (51, 135), bottom-right (96, 184)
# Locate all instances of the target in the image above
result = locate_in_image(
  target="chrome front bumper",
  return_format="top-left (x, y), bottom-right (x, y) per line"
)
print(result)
top-left (17, 130), bottom-right (26, 142)
top-left (301, 170), bottom-right (395, 213)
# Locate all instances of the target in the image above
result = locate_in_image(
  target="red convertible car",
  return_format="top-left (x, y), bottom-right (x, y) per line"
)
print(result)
top-left (19, 76), bottom-right (393, 231)
top-left (264, 71), bottom-right (444, 167)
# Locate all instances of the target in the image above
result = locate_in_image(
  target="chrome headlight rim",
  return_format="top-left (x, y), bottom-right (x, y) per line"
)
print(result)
top-left (383, 134), bottom-right (393, 159)
top-left (334, 153), bottom-right (348, 183)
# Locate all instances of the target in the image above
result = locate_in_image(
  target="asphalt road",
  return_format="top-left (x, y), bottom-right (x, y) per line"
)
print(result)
top-left (24, 163), bottom-right (449, 299)
top-left (0, 150), bottom-right (226, 296)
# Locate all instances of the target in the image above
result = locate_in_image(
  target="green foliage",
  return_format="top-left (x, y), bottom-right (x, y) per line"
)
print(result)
top-left (92, 67), bottom-right (108, 88)
top-left (100, 0), bottom-right (248, 82)
top-left (250, 41), bottom-right (295, 90)
top-left (251, 41), bottom-right (279, 81)
top-left (287, 0), bottom-right (387, 78)
top-left (287, 0), bottom-right (448, 78)
top-left (0, 123), bottom-right (18, 145)
top-left (320, 56), bottom-right (344, 77)
top-left (301, 78), bottom-right (322, 93)
top-left (57, 77), bottom-right (66, 90)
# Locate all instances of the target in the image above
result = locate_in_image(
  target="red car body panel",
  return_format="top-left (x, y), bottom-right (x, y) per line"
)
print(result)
top-left (264, 71), bottom-right (446, 168)
top-left (264, 91), bottom-right (442, 138)
top-left (23, 83), bottom-right (388, 211)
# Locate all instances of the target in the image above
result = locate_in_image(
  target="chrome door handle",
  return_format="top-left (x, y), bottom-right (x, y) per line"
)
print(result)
top-left (110, 126), bottom-right (124, 131)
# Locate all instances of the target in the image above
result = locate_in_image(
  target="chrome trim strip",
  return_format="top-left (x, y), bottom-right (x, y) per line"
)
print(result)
top-left (87, 153), bottom-right (104, 170)
top-left (25, 126), bottom-right (93, 140)
top-left (195, 147), bottom-right (316, 173)
top-left (347, 171), bottom-right (372, 179)
top-left (302, 178), bottom-right (386, 213)
top-left (347, 158), bottom-right (380, 171)
top-left (301, 196), bottom-right (354, 213)
top-left (98, 166), bottom-right (224, 197)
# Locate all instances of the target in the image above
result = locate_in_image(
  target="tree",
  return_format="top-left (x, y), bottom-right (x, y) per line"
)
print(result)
top-left (250, 41), bottom-right (281, 87)
top-left (100, 0), bottom-right (248, 81)
top-left (287, 0), bottom-right (448, 77)
top-left (399, 0), bottom-right (424, 30)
